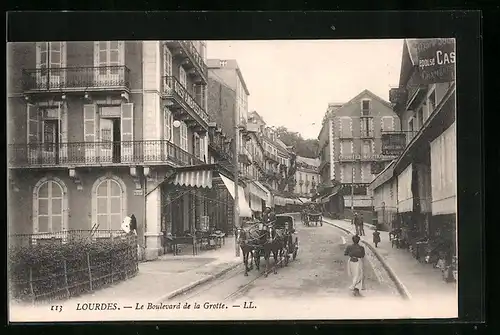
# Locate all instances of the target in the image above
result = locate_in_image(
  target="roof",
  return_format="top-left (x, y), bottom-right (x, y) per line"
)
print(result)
top-left (336, 89), bottom-right (393, 111)
top-left (207, 58), bottom-right (250, 96)
top-left (296, 156), bottom-right (320, 167)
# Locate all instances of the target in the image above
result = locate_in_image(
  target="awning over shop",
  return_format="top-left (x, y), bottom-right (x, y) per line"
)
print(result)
top-left (249, 181), bottom-right (269, 201)
top-left (299, 197), bottom-right (309, 204)
top-left (171, 170), bottom-right (213, 189)
top-left (320, 190), bottom-right (339, 203)
top-left (254, 180), bottom-right (272, 204)
top-left (220, 174), bottom-right (253, 218)
top-left (397, 164), bottom-right (413, 213)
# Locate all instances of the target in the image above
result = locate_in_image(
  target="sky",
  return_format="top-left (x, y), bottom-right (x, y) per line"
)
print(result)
top-left (207, 39), bottom-right (404, 140)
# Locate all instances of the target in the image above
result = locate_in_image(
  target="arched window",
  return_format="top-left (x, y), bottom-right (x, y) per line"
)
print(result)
top-left (35, 180), bottom-right (64, 233)
top-left (95, 178), bottom-right (124, 231)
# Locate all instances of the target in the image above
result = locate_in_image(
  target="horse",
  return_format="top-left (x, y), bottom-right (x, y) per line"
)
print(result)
top-left (261, 222), bottom-right (286, 277)
top-left (236, 227), bottom-right (257, 276)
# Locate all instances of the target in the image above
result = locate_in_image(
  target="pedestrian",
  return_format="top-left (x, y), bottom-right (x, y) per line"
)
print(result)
top-left (352, 212), bottom-right (360, 235)
top-left (373, 228), bottom-right (381, 248)
top-left (358, 214), bottom-right (365, 236)
top-left (344, 235), bottom-right (366, 296)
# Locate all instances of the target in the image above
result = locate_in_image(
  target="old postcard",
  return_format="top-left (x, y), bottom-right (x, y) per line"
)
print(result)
top-left (7, 38), bottom-right (458, 322)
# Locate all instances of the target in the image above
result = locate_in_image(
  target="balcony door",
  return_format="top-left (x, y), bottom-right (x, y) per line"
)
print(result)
top-left (99, 118), bottom-right (121, 163)
top-left (94, 41), bottom-right (124, 86)
top-left (42, 119), bottom-right (60, 164)
top-left (36, 42), bottom-right (66, 89)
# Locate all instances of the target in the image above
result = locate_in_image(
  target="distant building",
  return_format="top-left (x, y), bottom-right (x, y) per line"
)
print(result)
top-left (294, 156), bottom-right (320, 197)
top-left (317, 90), bottom-right (400, 211)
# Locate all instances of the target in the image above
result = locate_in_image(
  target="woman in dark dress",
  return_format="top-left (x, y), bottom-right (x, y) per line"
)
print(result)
top-left (344, 235), bottom-right (366, 296)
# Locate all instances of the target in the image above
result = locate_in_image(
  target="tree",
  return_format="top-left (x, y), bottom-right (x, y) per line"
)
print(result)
top-left (275, 126), bottom-right (319, 158)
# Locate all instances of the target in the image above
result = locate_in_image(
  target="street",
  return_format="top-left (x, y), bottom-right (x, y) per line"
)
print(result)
top-left (169, 216), bottom-right (400, 303)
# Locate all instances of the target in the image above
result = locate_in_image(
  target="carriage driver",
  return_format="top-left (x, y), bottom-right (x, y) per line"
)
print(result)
top-left (262, 207), bottom-right (277, 224)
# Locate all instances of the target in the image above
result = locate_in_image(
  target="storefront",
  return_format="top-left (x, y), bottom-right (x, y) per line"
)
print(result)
top-left (160, 164), bottom-right (252, 239)
top-left (247, 181), bottom-right (270, 219)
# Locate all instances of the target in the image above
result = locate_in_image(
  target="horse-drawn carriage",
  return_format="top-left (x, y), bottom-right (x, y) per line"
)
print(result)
top-left (236, 214), bottom-right (299, 277)
top-left (302, 204), bottom-right (323, 227)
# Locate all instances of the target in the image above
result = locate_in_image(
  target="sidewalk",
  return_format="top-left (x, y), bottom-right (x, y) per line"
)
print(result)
top-left (10, 236), bottom-right (242, 313)
top-left (323, 217), bottom-right (457, 303)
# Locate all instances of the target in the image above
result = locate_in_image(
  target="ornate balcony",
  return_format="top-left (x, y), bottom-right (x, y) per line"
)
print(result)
top-left (162, 76), bottom-right (210, 132)
top-left (8, 140), bottom-right (204, 168)
top-left (22, 66), bottom-right (130, 93)
top-left (165, 41), bottom-right (208, 84)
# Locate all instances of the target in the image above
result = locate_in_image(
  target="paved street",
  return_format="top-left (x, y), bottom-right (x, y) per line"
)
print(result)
top-left (170, 215), bottom-right (399, 303)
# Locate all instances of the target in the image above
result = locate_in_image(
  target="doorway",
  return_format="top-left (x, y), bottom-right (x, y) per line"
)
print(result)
top-left (99, 118), bottom-right (121, 163)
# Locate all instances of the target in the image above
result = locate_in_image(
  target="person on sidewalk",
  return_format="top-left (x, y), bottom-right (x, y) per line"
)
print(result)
top-left (358, 214), bottom-right (365, 236)
top-left (344, 235), bottom-right (366, 296)
top-left (373, 228), bottom-right (381, 248)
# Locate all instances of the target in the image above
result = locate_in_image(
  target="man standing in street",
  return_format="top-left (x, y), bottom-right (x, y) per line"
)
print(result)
top-left (352, 212), bottom-right (360, 235)
top-left (358, 214), bottom-right (365, 236)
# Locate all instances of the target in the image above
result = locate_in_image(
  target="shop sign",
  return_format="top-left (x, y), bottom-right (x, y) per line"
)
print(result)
top-left (382, 133), bottom-right (406, 156)
top-left (414, 38), bottom-right (456, 84)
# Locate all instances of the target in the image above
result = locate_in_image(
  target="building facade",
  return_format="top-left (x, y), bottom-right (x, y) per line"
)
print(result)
top-left (207, 61), bottom-right (271, 217)
top-left (317, 90), bottom-right (400, 211)
top-left (7, 40), bottom-right (249, 261)
top-left (369, 39), bottom-right (456, 252)
top-left (294, 156), bottom-right (320, 197)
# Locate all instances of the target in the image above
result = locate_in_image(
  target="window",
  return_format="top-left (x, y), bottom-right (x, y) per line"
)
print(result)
top-left (95, 178), bottom-right (123, 231)
top-left (36, 42), bottom-right (66, 87)
top-left (164, 107), bottom-right (173, 141)
top-left (340, 117), bottom-right (352, 138)
top-left (381, 116), bottom-right (394, 132)
top-left (362, 100), bottom-right (370, 116)
top-left (180, 122), bottom-right (188, 151)
top-left (220, 60), bottom-right (227, 67)
top-left (35, 180), bottom-right (64, 233)
top-left (360, 117), bottom-right (373, 137)
top-left (362, 140), bottom-right (372, 157)
top-left (179, 66), bottom-right (187, 88)
top-left (95, 41), bottom-right (124, 75)
top-left (163, 46), bottom-right (172, 77)
top-left (341, 140), bottom-right (352, 155)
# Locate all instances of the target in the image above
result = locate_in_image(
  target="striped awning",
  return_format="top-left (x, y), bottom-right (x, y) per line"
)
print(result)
top-left (171, 170), bottom-right (213, 188)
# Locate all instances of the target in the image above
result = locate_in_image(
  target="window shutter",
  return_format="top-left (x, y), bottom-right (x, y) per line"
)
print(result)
top-left (83, 104), bottom-right (97, 161)
top-left (58, 102), bottom-right (68, 162)
top-left (118, 41), bottom-right (125, 65)
top-left (27, 103), bottom-right (40, 163)
top-left (121, 103), bottom-right (134, 162)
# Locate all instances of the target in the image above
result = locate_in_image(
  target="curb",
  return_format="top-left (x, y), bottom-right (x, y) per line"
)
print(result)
top-left (324, 218), bottom-right (412, 300)
top-left (155, 262), bottom-right (242, 303)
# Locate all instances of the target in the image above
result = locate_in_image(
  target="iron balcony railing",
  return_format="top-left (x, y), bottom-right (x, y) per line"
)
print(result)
top-left (166, 41), bottom-right (208, 81)
top-left (8, 140), bottom-right (204, 168)
top-left (162, 76), bottom-right (210, 125)
top-left (22, 66), bottom-right (131, 91)
top-left (381, 130), bottom-right (419, 148)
